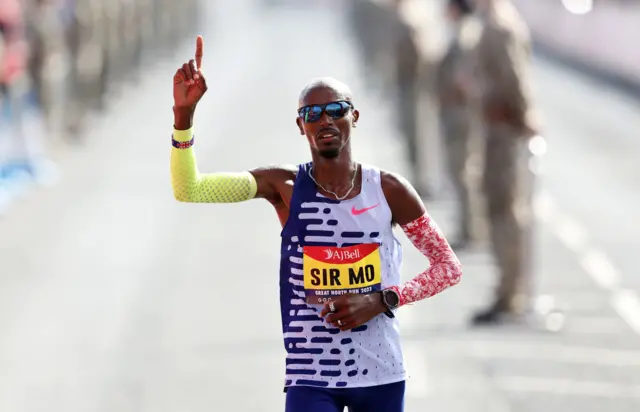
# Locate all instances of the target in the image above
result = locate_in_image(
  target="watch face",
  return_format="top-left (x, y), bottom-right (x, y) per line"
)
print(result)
top-left (385, 290), bottom-right (399, 307)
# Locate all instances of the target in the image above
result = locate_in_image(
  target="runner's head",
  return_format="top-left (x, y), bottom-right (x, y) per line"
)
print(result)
top-left (297, 77), bottom-right (359, 160)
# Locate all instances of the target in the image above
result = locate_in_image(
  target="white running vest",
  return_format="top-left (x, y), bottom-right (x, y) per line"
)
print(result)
top-left (279, 162), bottom-right (406, 389)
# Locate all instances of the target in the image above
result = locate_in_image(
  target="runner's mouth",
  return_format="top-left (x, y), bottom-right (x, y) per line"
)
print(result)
top-left (316, 129), bottom-right (340, 142)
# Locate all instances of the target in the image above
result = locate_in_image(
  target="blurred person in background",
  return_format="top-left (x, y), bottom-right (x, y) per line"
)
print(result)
top-left (133, 0), bottom-right (155, 68)
top-left (435, 0), bottom-right (481, 251)
top-left (64, 0), bottom-right (106, 138)
top-left (470, 0), bottom-right (539, 326)
top-left (0, 0), bottom-right (36, 178)
top-left (0, 13), bottom-right (7, 210)
top-left (390, 0), bottom-right (424, 196)
top-left (118, 0), bottom-right (140, 81)
top-left (349, 0), bottom-right (392, 90)
top-left (0, 0), bottom-right (201, 211)
top-left (26, 0), bottom-right (68, 138)
top-left (347, 0), bottom-right (423, 190)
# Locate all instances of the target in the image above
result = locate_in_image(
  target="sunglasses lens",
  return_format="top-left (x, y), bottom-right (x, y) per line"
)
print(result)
top-left (301, 106), bottom-right (322, 122)
top-left (299, 102), bottom-right (351, 123)
top-left (325, 102), bottom-right (349, 119)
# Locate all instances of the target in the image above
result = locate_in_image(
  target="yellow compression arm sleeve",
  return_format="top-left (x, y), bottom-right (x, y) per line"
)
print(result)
top-left (170, 128), bottom-right (258, 203)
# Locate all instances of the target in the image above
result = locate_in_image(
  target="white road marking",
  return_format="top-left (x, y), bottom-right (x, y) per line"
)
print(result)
top-left (554, 216), bottom-right (589, 252)
top-left (611, 289), bottom-right (640, 335)
top-left (580, 249), bottom-right (621, 291)
top-left (535, 190), bottom-right (640, 335)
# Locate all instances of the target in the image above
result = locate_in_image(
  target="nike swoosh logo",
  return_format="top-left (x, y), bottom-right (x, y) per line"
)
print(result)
top-left (351, 204), bottom-right (380, 216)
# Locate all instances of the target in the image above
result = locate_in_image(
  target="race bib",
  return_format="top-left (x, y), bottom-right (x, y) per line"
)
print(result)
top-left (302, 244), bottom-right (382, 305)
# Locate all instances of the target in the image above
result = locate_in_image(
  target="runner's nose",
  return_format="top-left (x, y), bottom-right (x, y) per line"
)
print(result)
top-left (319, 111), bottom-right (335, 128)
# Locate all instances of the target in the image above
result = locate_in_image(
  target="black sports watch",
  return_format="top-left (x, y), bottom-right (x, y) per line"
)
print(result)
top-left (380, 289), bottom-right (400, 318)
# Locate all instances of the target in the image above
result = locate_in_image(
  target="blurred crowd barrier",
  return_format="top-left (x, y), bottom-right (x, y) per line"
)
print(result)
top-left (512, 0), bottom-right (640, 91)
top-left (0, 0), bottom-right (203, 211)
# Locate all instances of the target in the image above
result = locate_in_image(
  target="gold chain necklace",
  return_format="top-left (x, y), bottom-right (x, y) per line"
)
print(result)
top-left (308, 164), bottom-right (358, 201)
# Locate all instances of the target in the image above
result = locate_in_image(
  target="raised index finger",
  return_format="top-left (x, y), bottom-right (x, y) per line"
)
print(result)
top-left (195, 35), bottom-right (204, 70)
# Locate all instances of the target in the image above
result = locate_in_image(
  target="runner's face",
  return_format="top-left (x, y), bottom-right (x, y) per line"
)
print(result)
top-left (297, 87), bottom-right (359, 159)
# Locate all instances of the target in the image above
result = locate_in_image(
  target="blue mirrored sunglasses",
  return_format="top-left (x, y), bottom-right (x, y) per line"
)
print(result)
top-left (298, 101), bottom-right (354, 123)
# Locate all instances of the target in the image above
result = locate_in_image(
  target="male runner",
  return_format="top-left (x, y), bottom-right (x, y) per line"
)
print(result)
top-left (170, 36), bottom-right (463, 412)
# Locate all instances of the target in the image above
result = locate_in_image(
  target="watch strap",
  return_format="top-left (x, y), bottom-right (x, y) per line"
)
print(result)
top-left (379, 290), bottom-right (397, 318)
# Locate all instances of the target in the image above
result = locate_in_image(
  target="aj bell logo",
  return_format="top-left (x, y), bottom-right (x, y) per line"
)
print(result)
top-left (324, 249), bottom-right (361, 261)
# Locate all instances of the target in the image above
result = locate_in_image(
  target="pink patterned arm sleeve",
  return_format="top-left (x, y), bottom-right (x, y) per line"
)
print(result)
top-left (389, 212), bottom-right (463, 306)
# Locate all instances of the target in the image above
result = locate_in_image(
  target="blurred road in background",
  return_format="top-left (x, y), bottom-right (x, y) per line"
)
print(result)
top-left (1, 1), bottom-right (639, 411)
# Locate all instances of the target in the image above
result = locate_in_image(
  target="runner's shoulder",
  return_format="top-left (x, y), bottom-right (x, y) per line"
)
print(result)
top-left (379, 169), bottom-right (414, 196)
top-left (379, 169), bottom-right (424, 225)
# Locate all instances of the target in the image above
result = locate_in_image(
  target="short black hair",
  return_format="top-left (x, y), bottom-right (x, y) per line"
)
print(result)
top-left (298, 77), bottom-right (353, 107)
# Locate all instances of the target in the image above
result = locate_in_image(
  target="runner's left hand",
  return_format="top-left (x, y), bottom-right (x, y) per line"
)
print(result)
top-left (320, 294), bottom-right (386, 331)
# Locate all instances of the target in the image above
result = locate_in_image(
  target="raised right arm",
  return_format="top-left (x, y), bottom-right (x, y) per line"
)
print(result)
top-left (170, 110), bottom-right (295, 204)
top-left (170, 36), bottom-right (294, 204)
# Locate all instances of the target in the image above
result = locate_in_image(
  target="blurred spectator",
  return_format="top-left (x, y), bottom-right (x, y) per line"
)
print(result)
top-left (470, 0), bottom-right (540, 325)
top-left (390, 0), bottom-right (422, 190)
top-left (64, 0), bottom-right (107, 138)
top-left (435, 0), bottom-right (482, 251)
top-left (26, 0), bottom-right (67, 136)
top-left (0, 0), bottom-right (203, 213)
top-left (0, 0), bottom-right (33, 180)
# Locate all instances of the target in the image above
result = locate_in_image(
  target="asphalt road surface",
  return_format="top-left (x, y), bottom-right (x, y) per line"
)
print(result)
top-left (1, 2), bottom-right (639, 411)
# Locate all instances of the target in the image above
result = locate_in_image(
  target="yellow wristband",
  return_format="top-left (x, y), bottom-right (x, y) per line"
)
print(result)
top-left (173, 128), bottom-right (193, 143)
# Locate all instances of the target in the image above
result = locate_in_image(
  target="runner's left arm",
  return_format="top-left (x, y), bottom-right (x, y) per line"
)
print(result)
top-left (381, 172), bottom-right (463, 307)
